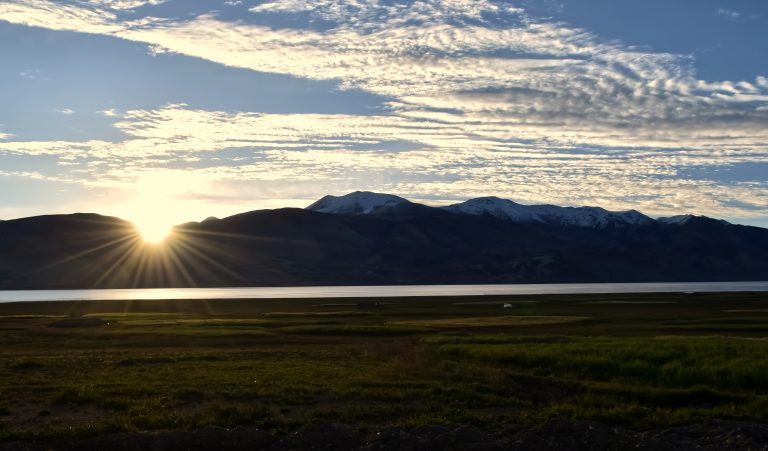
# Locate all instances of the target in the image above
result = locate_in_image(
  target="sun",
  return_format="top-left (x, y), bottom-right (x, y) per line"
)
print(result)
top-left (135, 219), bottom-right (173, 243)
top-left (119, 172), bottom-right (194, 243)
top-left (116, 171), bottom-right (216, 244)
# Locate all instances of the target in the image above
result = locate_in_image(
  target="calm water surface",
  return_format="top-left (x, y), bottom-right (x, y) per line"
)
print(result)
top-left (1, 281), bottom-right (768, 303)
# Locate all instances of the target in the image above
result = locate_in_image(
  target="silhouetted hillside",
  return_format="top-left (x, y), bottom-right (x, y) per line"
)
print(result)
top-left (0, 200), bottom-right (766, 289)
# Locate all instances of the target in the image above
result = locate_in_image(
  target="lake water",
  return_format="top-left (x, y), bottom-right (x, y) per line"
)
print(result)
top-left (1, 281), bottom-right (767, 303)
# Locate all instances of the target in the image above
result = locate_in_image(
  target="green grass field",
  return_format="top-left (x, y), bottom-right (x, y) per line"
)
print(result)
top-left (1, 291), bottom-right (768, 441)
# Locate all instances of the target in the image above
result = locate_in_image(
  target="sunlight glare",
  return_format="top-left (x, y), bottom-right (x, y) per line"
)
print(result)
top-left (122, 172), bottom-right (195, 244)
top-left (136, 219), bottom-right (172, 243)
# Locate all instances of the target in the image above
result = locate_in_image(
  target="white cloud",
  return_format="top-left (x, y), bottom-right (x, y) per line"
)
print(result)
top-left (105, 6), bottom-right (768, 148)
top-left (53, 108), bottom-right (75, 115)
top-left (18, 69), bottom-right (44, 80)
top-left (98, 108), bottom-right (120, 117)
top-left (716, 8), bottom-right (758, 22)
top-left (0, 0), bottom-right (119, 33)
top-left (250, 0), bottom-right (314, 14)
top-left (88, 0), bottom-right (166, 10)
top-left (717, 9), bottom-right (742, 20)
top-left (250, 0), bottom-right (522, 25)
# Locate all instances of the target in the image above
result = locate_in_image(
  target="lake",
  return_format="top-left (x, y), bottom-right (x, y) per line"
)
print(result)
top-left (1, 281), bottom-right (768, 303)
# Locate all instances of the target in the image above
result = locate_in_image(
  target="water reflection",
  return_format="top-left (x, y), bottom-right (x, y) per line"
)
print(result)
top-left (2, 281), bottom-right (768, 303)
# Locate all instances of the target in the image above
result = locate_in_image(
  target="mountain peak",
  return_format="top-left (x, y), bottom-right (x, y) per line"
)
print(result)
top-left (443, 196), bottom-right (539, 222)
top-left (306, 191), bottom-right (411, 215)
top-left (658, 215), bottom-right (692, 225)
top-left (658, 214), bottom-right (730, 226)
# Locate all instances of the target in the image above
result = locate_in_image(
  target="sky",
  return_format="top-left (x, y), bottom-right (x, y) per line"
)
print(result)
top-left (0, 0), bottom-right (767, 230)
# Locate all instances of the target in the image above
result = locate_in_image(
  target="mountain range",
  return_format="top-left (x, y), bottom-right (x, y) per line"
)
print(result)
top-left (310, 192), bottom-right (665, 227)
top-left (0, 191), bottom-right (766, 289)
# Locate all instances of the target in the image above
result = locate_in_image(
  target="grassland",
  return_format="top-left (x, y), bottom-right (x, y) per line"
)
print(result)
top-left (1, 291), bottom-right (768, 442)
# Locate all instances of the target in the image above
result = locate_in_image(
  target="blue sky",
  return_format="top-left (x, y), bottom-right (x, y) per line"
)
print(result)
top-left (0, 0), bottom-right (766, 230)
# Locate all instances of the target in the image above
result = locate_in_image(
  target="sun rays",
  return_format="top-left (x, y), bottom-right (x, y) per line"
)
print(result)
top-left (122, 173), bottom-right (187, 244)
top-left (18, 212), bottom-right (255, 297)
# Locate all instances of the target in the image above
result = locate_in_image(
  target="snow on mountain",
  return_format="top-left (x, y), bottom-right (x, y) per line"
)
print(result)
top-left (305, 191), bottom-right (677, 228)
top-left (658, 215), bottom-right (695, 225)
top-left (443, 197), bottom-right (655, 228)
top-left (658, 215), bottom-right (731, 226)
top-left (441, 197), bottom-right (541, 222)
top-left (306, 191), bottom-right (411, 215)
top-left (542, 205), bottom-right (655, 227)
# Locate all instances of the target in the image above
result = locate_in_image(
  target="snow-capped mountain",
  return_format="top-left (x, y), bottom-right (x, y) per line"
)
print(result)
top-left (658, 215), bottom-right (696, 225)
top-left (442, 196), bottom-right (654, 228)
top-left (304, 191), bottom-right (741, 229)
top-left (306, 191), bottom-right (411, 215)
top-left (441, 197), bottom-right (541, 222)
top-left (658, 215), bottom-right (730, 226)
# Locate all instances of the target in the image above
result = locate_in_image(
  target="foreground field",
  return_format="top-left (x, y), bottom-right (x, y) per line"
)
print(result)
top-left (1, 291), bottom-right (768, 447)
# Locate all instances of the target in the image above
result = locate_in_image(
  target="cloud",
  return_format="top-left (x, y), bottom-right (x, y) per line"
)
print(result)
top-left (70, 3), bottom-right (768, 142)
top-left (18, 69), bottom-right (45, 80)
top-left (98, 109), bottom-right (120, 117)
top-left (249, 0), bottom-right (523, 25)
top-left (2, 1), bottom-right (766, 146)
top-left (53, 108), bottom-right (75, 115)
top-left (716, 8), bottom-right (758, 22)
top-left (0, 122), bottom-right (12, 140)
top-left (0, 0), bottom-right (119, 33)
top-left (1, 104), bottom-right (766, 222)
top-left (717, 9), bottom-right (743, 20)
top-left (87, 0), bottom-right (166, 10)
top-left (250, 0), bottom-right (314, 14)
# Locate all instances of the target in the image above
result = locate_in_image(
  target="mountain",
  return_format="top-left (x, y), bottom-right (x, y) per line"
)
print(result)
top-left (0, 194), bottom-right (766, 289)
top-left (441, 196), bottom-right (654, 228)
top-left (306, 191), bottom-right (411, 215)
top-left (307, 192), bottom-right (656, 228)
top-left (658, 215), bottom-right (730, 226)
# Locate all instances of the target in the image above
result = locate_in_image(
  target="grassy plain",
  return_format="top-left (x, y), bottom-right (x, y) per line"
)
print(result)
top-left (1, 291), bottom-right (768, 441)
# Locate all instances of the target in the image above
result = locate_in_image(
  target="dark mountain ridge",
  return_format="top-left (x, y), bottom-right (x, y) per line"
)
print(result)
top-left (0, 193), bottom-right (766, 289)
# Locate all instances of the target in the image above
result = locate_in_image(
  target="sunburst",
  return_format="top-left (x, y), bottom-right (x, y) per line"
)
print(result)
top-left (135, 219), bottom-right (173, 243)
